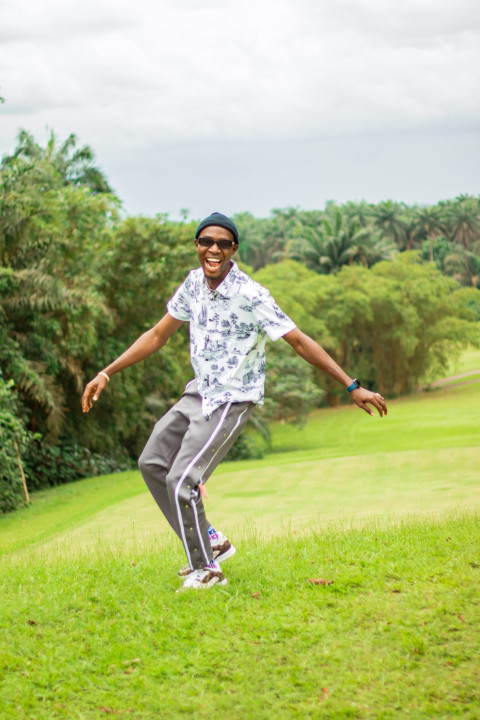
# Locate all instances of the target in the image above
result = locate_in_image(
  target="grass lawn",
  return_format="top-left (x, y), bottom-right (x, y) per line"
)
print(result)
top-left (1, 381), bottom-right (479, 555)
top-left (1, 513), bottom-right (479, 719)
top-left (1, 364), bottom-right (479, 718)
top-left (438, 372), bottom-right (480, 388)
top-left (446, 346), bottom-right (480, 375)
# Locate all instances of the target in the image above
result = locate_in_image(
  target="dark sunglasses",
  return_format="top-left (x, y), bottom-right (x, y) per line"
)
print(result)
top-left (197, 237), bottom-right (236, 250)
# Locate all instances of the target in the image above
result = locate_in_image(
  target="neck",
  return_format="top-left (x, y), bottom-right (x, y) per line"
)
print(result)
top-left (205, 261), bottom-right (233, 290)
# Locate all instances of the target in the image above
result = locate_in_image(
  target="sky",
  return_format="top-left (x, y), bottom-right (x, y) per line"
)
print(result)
top-left (1, 0), bottom-right (479, 220)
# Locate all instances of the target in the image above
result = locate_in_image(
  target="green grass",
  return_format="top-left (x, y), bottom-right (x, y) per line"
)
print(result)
top-left (268, 380), bottom-right (480, 456)
top-left (1, 513), bottom-right (479, 719)
top-left (1, 381), bottom-right (478, 556)
top-left (438, 372), bottom-right (480, 388)
top-left (1, 359), bottom-right (479, 718)
top-left (0, 471), bottom-right (146, 556)
top-left (446, 347), bottom-right (480, 375)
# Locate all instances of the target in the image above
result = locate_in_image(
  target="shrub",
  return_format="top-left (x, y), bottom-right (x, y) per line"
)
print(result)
top-left (0, 374), bottom-right (29, 513)
top-left (22, 437), bottom-right (135, 491)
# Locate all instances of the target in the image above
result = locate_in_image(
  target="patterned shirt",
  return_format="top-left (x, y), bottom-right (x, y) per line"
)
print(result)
top-left (167, 262), bottom-right (296, 418)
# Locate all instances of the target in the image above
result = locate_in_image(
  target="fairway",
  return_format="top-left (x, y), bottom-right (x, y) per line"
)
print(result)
top-left (1, 367), bottom-right (480, 720)
top-left (1, 512), bottom-right (479, 720)
top-left (1, 379), bottom-right (478, 555)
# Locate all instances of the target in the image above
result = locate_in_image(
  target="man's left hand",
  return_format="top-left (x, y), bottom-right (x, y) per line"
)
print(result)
top-left (351, 388), bottom-right (387, 417)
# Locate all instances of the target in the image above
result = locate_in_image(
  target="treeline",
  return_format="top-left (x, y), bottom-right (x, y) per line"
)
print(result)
top-left (1, 131), bottom-right (480, 512)
top-left (234, 198), bottom-right (480, 285)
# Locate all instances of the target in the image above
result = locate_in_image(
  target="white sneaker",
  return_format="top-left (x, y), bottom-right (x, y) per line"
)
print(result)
top-left (177, 533), bottom-right (236, 577)
top-left (212, 533), bottom-right (237, 563)
top-left (178, 567), bottom-right (227, 590)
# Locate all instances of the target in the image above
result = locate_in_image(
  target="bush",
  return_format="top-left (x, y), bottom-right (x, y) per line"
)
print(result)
top-left (22, 437), bottom-right (135, 491)
top-left (0, 375), bottom-right (29, 513)
top-left (224, 418), bottom-right (270, 462)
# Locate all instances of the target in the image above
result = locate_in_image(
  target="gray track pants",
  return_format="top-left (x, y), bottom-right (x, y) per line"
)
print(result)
top-left (138, 380), bottom-right (254, 570)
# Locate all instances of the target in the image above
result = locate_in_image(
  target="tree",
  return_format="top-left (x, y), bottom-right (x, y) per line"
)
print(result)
top-left (0, 374), bottom-right (29, 513)
top-left (371, 200), bottom-right (410, 250)
top-left (256, 256), bottom-right (480, 402)
top-left (443, 246), bottom-right (480, 288)
top-left (369, 254), bottom-right (480, 392)
top-left (412, 205), bottom-right (445, 262)
top-left (3, 129), bottom-right (113, 194)
top-left (233, 208), bottom-right (303, 271)
top-left (73, 215), bottom-right (197, 457)
top-left (420, 236), bottom-right (451, 271)
top-left (232, 212), bottom-right (267, 270)
top-left (263, 351), bottom-right (324, 424)
top-left (253, 261), bottom-right (327, 418)
top-left (443, 195), bottom-right (480, 250)
top-left (0, 137), bottom-right (117, 438)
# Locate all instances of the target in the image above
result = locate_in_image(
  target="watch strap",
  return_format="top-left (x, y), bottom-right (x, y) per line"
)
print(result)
top-left (346, 378), bottom-right (361, 393)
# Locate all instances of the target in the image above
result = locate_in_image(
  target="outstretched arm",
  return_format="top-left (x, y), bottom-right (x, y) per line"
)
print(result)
top-left (282, 327), bottom-right (387, 417)
top-left (82, 313), bottom-right (184, 413)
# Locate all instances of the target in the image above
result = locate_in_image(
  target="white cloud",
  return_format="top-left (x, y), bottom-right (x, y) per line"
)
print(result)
top-left (0, 0), bottom-right (478, 214)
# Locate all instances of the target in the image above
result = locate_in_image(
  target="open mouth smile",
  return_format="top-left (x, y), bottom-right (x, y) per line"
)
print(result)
top-left (205, 258), bottom-right (222, 271)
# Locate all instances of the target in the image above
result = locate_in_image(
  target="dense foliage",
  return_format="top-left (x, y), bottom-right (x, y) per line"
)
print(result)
top-left (1, 130), bottom-right (480, 511)
top-left (0, 373), bottom-right (29, 512)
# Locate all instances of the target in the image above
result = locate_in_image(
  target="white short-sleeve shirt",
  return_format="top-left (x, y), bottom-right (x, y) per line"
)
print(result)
top-left (167, 262), bottom-right (296, 418)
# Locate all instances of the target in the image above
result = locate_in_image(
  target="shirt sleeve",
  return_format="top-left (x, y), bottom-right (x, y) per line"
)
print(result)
top-left (251, 288), bottom-right (296, 341)
top-left (167, 278), bottom-right (192, 321)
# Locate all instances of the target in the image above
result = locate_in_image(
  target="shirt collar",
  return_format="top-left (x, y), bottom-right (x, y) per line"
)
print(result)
top-left (204, 261), bottom-right (240, 298)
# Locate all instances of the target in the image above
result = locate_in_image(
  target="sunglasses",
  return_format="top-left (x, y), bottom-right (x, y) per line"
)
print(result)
top-left (197, 237), bottom-right (236, 250)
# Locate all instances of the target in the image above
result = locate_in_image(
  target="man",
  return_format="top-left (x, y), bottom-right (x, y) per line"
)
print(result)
top-left (82, 212), bottom-right (387, 590)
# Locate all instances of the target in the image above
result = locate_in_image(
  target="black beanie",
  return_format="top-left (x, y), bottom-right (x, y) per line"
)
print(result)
top-left (195, 212), bottom-right (239, 244)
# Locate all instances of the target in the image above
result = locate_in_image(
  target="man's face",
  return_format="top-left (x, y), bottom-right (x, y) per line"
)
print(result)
top-left (195, 225), bottom-right (238, 289)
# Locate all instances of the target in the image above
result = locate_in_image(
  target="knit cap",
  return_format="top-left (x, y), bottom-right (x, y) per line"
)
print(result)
top-left (195, 212), bottom-right (239, 244)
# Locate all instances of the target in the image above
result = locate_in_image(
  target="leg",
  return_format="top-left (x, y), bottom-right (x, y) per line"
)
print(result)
top-left (138, 382), bottom-right (198, 538)
top-left (166, 399), bottom-right (254, 570)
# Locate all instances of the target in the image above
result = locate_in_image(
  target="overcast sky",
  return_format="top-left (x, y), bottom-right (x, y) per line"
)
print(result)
top-left (1, 0), bottom-right (479, 219)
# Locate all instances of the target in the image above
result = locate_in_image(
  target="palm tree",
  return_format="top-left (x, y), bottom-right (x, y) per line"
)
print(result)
top-left (0, 149), bottom-right (112, 437)
top-left (3, 129), bottom-right (113, 194)
top-left (351, 232), bottom-right (397, 268)
top-left (233, 212), bottom-right (269, 270)
top-left (234, 208), bottom-right (302, 271)
top-left (342, 200), bottom-right (373, 228)
top-left (443, 245), bottom-right (480, 288)
top-left (443, 195), bottom-right (480, 250)
top-left (411, 205), bottom-right (446, 261)
top-left (370, 200), bottom-right (409, 250)
top-left (287, 224), bottom-right (325, 272)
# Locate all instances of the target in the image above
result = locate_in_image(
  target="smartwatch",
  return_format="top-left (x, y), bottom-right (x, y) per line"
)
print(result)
top-left (346, 378), bottom-right (361, 393)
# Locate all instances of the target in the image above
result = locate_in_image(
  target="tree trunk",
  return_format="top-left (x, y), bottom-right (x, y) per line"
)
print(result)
top-left (14, 441), bottom-right (30, 504)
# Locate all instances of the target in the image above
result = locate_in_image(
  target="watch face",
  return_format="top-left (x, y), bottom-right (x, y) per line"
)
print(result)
top-left (353, 378), bottom-right (361, 389)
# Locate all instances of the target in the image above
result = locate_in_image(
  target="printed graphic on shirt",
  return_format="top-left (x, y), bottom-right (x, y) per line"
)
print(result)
top-left (167, 262), bottom-right (296, 418)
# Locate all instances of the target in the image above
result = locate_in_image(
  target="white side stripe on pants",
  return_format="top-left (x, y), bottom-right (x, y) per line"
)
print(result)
top-left (191, 493), bottom-right (209, 565)
top-left (199, 405), bottom-right (250, 483)
top-left (173, 402), bottom-right (232, 568)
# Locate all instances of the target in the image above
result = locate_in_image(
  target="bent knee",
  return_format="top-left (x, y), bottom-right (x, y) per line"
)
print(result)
top-left (138, 449), bottom-right (170, 479)
top-left (138, 450), bottom-right (154, 475)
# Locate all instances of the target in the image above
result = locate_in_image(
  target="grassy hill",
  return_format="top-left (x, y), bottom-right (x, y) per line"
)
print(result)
top-left (1, 365), bottom-right (479, 719)
top-left (1, 378), bottom-right (478, 556)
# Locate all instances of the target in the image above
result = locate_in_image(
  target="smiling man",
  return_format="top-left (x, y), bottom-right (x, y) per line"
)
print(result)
top-left (82, 212), bottom-right (387, 590)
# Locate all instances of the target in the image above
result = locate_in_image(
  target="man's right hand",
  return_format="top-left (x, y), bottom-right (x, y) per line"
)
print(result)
top-left (82, 374), bottom-right (109, 413)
